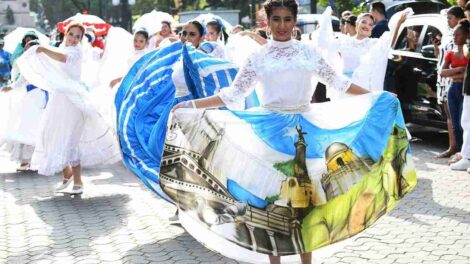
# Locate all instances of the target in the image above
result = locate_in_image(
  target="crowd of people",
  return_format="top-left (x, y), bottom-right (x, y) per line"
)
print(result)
top-left (8, 0), bottom-right (470, 263)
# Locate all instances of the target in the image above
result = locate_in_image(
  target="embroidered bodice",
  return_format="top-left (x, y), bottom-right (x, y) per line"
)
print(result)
top-left (338, 36), bottom-right (378, 73)
top-left (218, 39), bottom-right (351, 111)
top-left (64, 45), bottom-right (82, 81)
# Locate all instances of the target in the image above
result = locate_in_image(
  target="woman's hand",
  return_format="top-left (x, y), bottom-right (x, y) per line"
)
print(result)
top-left (172, 100), bottom-right (196, 112)
top-left (36, 46), bottom-right (43, 53)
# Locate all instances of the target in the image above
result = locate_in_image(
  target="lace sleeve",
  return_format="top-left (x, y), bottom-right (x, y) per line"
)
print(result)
top-left (309, 46), bottom-right (351, 93)
top-left (218, 54), bottom-right (258, 110)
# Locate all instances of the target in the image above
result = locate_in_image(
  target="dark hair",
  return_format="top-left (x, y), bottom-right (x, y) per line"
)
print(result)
top-left (263, 0), bottom-right (298, 19)
top-left (255, 29), bottom-right (268, 39)
top-left (206, 20), bottom-right (229, 43)
top-left (135, 28), bottom-right (149, 41)
top-left (456, 19), bottom-right (470, 35)
top-left (188, 20), bottom-right (205, 37)
top-left (25, 39), bottom-right (39, 48)
top-left (448, 6), bottom-right (466, 19)
top-left (466, 2), bottom-right (470, 11)
top-left (371, 2), bottom-right (386, 17)
top-left (162, 21), bottom-right (171, 29)
top-left (21, 32), bottom-right (39, 47)
top-left (345, 15), bottom-right (357, 26)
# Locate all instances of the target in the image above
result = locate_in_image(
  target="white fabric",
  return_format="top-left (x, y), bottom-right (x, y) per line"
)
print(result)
top-left (225, 34), bottom-right (260, 67)
top-left (461, 96), bottom-right (470, 159)
top-left (338, 36), bottom-right (378, 73)
top-left (16, 44), bottom-right (120, 176)
top-left (172, 58), bottom-right (191, 98)
top-left (3, 27), bottom-right (49, 53)
top-left (218, 39), bottom-right (351, 111)
top-left (133, 10), bottom-right (175, 36)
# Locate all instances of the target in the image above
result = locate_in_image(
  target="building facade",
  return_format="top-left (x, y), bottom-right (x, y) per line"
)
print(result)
top-left (0, 0), bottom-right (35, 33)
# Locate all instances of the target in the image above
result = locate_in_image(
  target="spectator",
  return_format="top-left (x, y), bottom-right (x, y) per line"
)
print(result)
top-left (344, 15), bottom-right (357, 36)
top-left (0, 39), bottom-right (11, 87)
top-left (436, 6), bottom-right (466, 159)
top-left (340, 10), bottom-right (353, 34)
top-left (465, 2), bottom-right (470, 20)
top-left (458, 0), bottom-right (469, 9)
top-left (370, 2), bottom-right (389, 38)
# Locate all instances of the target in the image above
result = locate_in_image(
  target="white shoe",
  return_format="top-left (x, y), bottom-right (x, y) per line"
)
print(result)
top-left (69, 185), bottom-right (83, 195)
top-left (466, 167), bottom-right (470, 173)
top-left (55, 177), bottom-right (73, 191)
top-left (450, 158), bottom-right (470, 171)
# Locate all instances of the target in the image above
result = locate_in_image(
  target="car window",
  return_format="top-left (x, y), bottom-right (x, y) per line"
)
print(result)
top-left (394, 25), bottom-right (423, 52)
top-left (422, 26), bottom-right (442, 47)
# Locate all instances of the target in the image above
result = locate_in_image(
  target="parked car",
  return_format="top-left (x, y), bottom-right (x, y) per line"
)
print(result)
top-left (385, 14), bottom-right (449, 128)
top-left (296, 14), bottom-right (340, 34)
top-left (365, 0), bottom-right (450, 18)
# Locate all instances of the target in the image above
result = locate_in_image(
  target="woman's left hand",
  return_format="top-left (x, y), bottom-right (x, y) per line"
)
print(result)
top-left (172, 100), bottom-right (195, 112)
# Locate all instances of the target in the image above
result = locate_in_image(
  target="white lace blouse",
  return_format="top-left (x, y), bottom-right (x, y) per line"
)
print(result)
top-left (338, 36), bottom-right (378, 74)
top-left (218, 39), bottom-right (352, 112)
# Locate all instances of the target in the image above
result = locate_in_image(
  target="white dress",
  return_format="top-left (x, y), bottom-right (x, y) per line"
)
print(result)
top-left (160, 39), bottom-right (417, 262)
top-left (16, 45), bottom-right (121, 176)
top-left (4, 75), bottom-right (46, 163)
top-left (337, 36), bottom-right (378, 76)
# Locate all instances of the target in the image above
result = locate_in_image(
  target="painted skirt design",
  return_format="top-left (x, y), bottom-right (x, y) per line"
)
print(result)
top-left (160, 92), bottom-right (417, 257)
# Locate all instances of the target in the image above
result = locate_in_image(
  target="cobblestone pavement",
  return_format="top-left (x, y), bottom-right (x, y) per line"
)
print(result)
top-left (0, 126), bottom-right (469, 264)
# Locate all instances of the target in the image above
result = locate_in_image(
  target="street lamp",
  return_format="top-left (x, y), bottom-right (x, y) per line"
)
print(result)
top-left (112, 0), bottom-right (135, 31)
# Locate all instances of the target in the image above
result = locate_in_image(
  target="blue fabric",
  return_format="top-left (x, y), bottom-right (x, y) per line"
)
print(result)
top-left (26, 84), bottom-right (49, 108)
top-left (227, 92), bottom-right (404, 208)
top-left (0, 50), bottom-right (11, 81)
top-left (227, 180), bottom-right (268, 208)
top-left (233, 92), bottom-right (402, 161)
top-left (448, 82), bottom-right (464, 150)
top-left (116, 42), bottom-right (239, 200)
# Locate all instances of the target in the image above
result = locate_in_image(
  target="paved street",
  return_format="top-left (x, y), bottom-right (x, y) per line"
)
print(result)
top-left (1, 126), bottom-right (469, 264)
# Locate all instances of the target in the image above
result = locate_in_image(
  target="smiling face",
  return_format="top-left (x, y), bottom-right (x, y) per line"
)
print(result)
top-left (133, 33), bottom-right (148, 50)
top-left (356, 15), bottom-right (374, 38)
top-left (268, 7), bottom-right (296, 42)
top-left (65, 26), bottom-right (83, 47)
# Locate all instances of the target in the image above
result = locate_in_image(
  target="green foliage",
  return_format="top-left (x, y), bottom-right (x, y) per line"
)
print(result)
top-left (447, 0), bottom-right (457, 5)
top-left (318, 0), bottom-right (359, 14)
top-left (6, 6), bottom-right (15, 25)
top-left (265, 194), bottom-right (280, 203)
top-left (273, 159), bottom-right (295, 177)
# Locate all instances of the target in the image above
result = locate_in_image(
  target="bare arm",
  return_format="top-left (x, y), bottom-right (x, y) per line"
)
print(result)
top-left (346, 83), bottom-right (370, 95)
top-left (391, 13), bottom-right (407, 46)
top-left (37, 46), bottom-right (67, 63)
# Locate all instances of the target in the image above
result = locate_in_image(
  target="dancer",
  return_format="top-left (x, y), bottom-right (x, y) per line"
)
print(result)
top-left (164, 1), bottom-right (416, 263)
top-left (109, 28), bottom-right (150, 88)
top-left (15, 22), bottom-right (120, 194)
top-left (1, 37), bottom-right (45, 171)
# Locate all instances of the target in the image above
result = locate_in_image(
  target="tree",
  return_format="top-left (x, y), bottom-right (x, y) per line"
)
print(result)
top-left (6, 5), bottom-right (15, 25)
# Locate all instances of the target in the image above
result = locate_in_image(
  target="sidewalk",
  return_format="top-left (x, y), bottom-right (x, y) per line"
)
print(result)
top-left (0, 131), bottom-right (469, 263)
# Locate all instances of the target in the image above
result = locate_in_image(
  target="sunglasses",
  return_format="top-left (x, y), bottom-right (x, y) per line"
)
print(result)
top-left (181, 31), bottom-right (198, 37)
